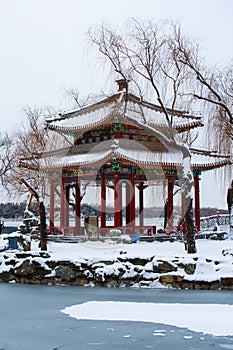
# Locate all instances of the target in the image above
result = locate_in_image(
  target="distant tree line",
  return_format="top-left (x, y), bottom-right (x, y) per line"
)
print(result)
top-left (0, 202), bottom-right (26, 219)
top-left (0, 202), bottom-right (40, 219)
top-left (0, 202), bottom-right (227, 220)
top-left (200, 207), bottom-right (228, 217)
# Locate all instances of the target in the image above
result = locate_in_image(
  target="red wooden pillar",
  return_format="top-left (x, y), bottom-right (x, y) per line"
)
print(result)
top-left (60, 177), bottom-right (65, 234)
top-left (114, 174), bottom-right (121, 228)
top-left (64, 185), bottom-right (70, 229)
top-left (101, 173), bottom-right (106, 230)
top-left (49, 179), bottom-right (55, 235)
top-left (125, 180), bottom-right (131, 226)
top-left (130, 172), bottom-right (135, 233)
top-left (194, 172), bottom-right (201, 232)
top-left (167, 178), bottom-right (174, 230)
top-left (139, 182), bottom-right (144, 227)
top-left (119, 180), bottom-right (123, 226)
top-left (75, 183), bottom-right (81, 236)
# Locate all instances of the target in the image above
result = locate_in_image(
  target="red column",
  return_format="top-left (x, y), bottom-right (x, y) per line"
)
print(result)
top-left (130, 172), bottom-right (135, 233)
top-left (101, 173), bottom-right (106, 230)
top-left (125, 180), bottom-right (131, 226)
top-left (64, 185), bottom-right (70, 229)
top-left (119, 180), bottom-right (123, 226)
top-left (139, 182), bottom-right (144, 227)
top-left (60, 177), bottom-right (65, 234)
top-left (194, 173), bottom-right (201, 232)
top-left (167, 178), bottom-right (174, 231)
top-left (75, 183), bottom-right (81, 236)
top-left (114, 174), bottom-right (121, 228)
top-left (49, 179), bottom-right (55, 235)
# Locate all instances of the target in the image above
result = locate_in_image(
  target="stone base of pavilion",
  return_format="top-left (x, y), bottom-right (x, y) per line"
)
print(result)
top-left (48, 223), bottom-right (183, 244)
top-left (47, 212), bottom-right (230, 243)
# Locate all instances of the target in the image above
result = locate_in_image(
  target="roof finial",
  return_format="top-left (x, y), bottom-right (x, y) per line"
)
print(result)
top-left (116, 79), bottom-right (129, 92)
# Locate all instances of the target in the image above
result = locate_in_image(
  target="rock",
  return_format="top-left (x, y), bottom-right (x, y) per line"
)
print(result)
top-left (127, 257), bottom-right (151, 266)
top-left (18, 235), bottom-right (31, 251)
top-left (14, 260), bottom-right (34, 277)
top-left (177, 262), bottom-right (196, 275)
top-left (15, 252), bottom-right (34, 259)
top-left (107, 279), bottom-right (119, 287)
top-left (94, 271), bottom-right (105, 283)
top-left (222, 249), bottom-right (233, 257)
top-left (14, 259), bottom-right (51, 280)
top-left (181, 279), bottom-right (220, 290)
top-left (153, 260), bottom-right (177, 273)
top-left (220, 277), bottom-right (233, 290)
top-left (0, 253), bottom-right (231, 290)
top-left (55, 265), bottom-right (76, 282)
top-left (4, 258), bottom-right (17, 266)
top-left (159, 274), bottom-right (183, 285)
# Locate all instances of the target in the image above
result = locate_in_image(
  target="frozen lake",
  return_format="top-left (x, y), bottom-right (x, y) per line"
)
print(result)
top-left (0, 284), bottom-right (232, 350)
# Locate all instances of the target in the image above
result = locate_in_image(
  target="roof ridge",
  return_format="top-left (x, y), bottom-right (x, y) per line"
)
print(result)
top-left (46, 91), bottom-right (201, 125)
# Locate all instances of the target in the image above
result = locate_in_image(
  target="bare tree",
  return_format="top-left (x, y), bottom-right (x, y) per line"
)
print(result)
top-left (89, 19), bottom-right (199, 253)
top-left (168, 26), bottom-right (233, 236)
top-left (0, 133), bottom-right (16, 188)
top-left (1, 107), bottom-right (60, 251)
top-left (170, 26), bottom-right (233, 152)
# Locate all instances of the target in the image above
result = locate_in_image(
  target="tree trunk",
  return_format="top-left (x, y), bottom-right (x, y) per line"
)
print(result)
top-left (230, 203), bottom-right (233, 240)
top-left (185, 199), bottom-right (196, 253)
top-left (181, 156), bottom-right (197, 254)
top-left (20, 178), bottom-right (47, 251)
top-left (39, 201), bottom-right (47, 251)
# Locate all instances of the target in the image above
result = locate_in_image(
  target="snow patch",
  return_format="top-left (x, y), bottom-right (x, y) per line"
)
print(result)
top-left (61, 301), bottom-right (233, 336)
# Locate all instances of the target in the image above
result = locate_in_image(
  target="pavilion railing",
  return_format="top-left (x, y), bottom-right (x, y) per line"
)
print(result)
top-left (50, 215), bottom-right (230, 237)
top-left (200, 214), bottom-right (229, 230)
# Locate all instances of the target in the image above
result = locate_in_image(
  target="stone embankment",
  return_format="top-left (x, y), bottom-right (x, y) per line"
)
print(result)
top-left (0, 251), bottom-right (233, 290)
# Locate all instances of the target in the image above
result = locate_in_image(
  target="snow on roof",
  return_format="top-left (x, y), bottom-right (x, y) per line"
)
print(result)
top-left (47, 103), bottom-right (116, 132)
top-left (46, 92), bottom-right (203, 134)
top-left (39, 139), bottom-right (229, 171)
top-left (191, 151), bottom-right (231, 170)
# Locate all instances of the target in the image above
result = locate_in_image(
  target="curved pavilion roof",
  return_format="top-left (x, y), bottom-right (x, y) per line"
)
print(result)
top-left (40, 83), bottom-right (230, 174)
top-left (46, 91), bottom-right (203, 135)
top-left (38, 139), bottom-right (230, 172)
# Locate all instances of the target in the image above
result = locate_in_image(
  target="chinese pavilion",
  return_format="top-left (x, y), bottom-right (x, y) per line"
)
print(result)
top-left (44, 80), bottom-right (230, 236)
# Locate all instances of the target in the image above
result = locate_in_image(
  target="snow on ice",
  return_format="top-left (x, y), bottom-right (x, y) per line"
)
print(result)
top-left (61, 301), bottom-right (233, 336)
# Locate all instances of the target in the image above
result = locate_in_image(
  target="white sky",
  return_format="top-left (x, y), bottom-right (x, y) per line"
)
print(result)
top-left (0, 0), bottom-right (232, 208)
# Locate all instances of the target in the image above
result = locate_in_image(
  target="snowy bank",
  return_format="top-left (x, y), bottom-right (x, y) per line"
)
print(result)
top-left (0, 237), bottom-right (233, 289)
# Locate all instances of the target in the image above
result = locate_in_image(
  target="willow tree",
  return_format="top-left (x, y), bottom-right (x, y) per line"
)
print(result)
top-left (170, 25), bottom-right (233, 236)
top-left (170, 26), bottom-right (233, 152)
top-left (89, 19), bottom-right (200, 253)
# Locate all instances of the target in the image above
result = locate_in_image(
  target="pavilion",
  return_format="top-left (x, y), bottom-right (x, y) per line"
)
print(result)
top-left (43, 80), bottom-right (230, 236)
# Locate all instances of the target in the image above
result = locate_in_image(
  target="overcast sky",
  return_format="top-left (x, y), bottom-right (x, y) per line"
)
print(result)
top-left (0, 0), bottom-right (232, 208)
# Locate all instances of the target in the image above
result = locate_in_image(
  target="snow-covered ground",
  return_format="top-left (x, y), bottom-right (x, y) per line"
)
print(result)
top-left (43, 238), bottom-right (232, 262)
top-left (1, 232), bottom-right (233, 282)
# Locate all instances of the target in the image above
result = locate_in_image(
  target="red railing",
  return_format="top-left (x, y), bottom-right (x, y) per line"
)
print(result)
top-left (200, 214), bottom-right (229, 230)
top-left (50, 215), bottom-right (230, 237)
